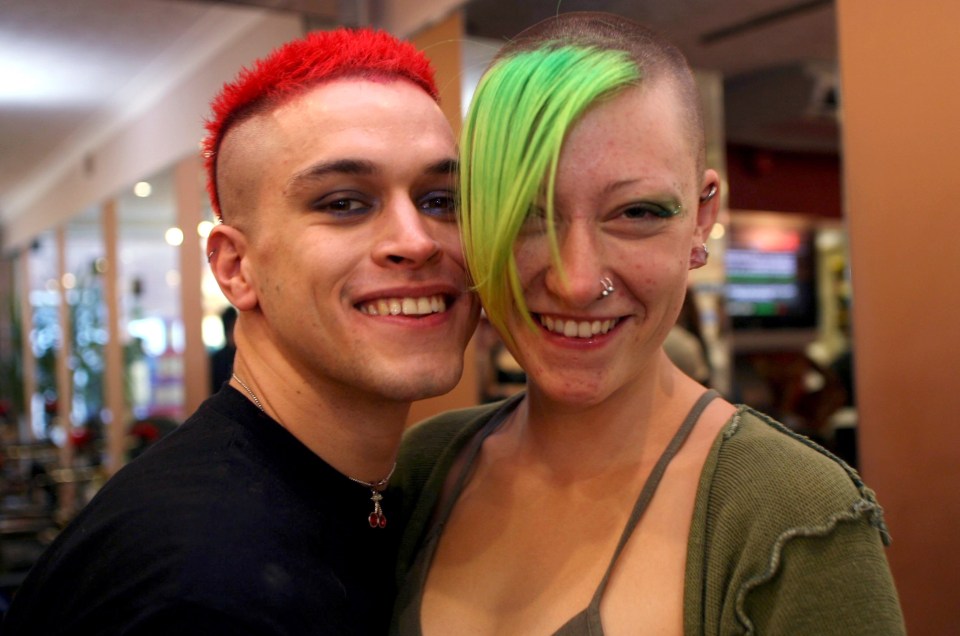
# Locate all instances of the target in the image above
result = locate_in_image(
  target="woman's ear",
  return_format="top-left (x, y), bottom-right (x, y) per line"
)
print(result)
top-left (206, 224), bottom-right (257, 311)
top-left (695, 169), bottom-right (722, 243)
top-left (688, 170), bottom-right (721, 270)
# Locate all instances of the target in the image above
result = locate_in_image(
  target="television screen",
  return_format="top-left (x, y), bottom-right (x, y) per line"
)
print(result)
top-left (725, 220), bottom-right (817, 330)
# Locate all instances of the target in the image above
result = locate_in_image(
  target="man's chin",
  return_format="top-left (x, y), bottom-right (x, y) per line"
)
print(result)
top-left (380, 365), bottom-right (465, 404)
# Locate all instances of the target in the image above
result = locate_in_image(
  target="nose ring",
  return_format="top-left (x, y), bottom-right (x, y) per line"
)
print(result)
top-left (598, 277), bottom-right (615, 300)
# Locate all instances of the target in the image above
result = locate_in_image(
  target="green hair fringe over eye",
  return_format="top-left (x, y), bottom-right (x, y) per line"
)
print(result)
top-left (460, 45), bottom-right (641, 345)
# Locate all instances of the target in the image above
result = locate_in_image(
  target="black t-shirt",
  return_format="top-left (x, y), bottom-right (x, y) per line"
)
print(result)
top-left (2, 388), bottom-right (399, 635)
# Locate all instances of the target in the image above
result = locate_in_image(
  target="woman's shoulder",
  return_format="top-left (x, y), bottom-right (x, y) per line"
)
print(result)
top-left (686, 407), bottom-right (903, 635)
top-left (699, 405), bottom-right (891, 544)
top-left (393, 394), bottom-right (523, 522)
top-left (719, 407), bottom-right (865, 480)
top-left (399, 394), bottom-right (523, 464)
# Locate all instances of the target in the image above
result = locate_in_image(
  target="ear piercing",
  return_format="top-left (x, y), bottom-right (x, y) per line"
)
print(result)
top-left (207, 250), bottom-right (216, 263)
top-left (690, 243), bottom-right (709, 269)
top-left (598, 276), bottom-right (615, 299)
top-left (699, 183), bottom-right (718, 203)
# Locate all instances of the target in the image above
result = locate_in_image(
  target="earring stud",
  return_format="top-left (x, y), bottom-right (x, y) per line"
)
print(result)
top-left (689, 243), bottom-right (709, 269)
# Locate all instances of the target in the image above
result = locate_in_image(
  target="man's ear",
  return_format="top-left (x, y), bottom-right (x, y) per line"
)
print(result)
top-left (207, 224), bottom-right (257, 311)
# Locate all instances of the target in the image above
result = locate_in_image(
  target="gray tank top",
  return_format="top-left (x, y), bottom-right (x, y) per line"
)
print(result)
top-left (395, 389), bottom-right (719, 635)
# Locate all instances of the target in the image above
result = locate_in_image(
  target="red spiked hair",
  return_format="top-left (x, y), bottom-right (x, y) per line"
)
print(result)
top-left (202, 28), bottom-right (439, 218)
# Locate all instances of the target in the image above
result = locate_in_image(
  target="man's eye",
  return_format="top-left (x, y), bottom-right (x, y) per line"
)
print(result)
top-left (419, 192), bottom-right (456, 218)
top-left (314, 196), bottom-right (371, 216)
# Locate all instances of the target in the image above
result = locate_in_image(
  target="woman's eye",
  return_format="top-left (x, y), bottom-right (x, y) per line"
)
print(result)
top-left (520, 205), bottom-right (548, 233)
top-left (622, 202), bottom-right (680, 219)
top-left (419, 192), bottom-right (456, 218)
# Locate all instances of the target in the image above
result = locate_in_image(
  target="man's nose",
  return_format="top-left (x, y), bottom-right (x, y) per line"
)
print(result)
top-left (371, 197), bottom-right (442, 268)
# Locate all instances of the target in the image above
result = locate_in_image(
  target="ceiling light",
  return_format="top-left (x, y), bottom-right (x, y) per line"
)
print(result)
top-left (164, 227), bottom-right (184, 246)
top-left (134, 181), bottom-right (152, 197)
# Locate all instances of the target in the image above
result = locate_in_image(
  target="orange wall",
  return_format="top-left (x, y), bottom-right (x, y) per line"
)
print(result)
top-left (410, 10), bottom-right (465, 138)
top-left (837, 2), bottom-right (960, 633)
top-left (406, 11), bottom-right (480, 425)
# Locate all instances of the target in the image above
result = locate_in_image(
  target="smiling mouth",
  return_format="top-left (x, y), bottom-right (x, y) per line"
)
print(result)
top-left (358, 295), bottom-right (447, 316)
top-left (536, 314), bottom-right (619, 338)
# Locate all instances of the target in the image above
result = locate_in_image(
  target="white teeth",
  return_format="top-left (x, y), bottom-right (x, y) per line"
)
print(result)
top-left (538, 314), bottom-right (618, 338)
top-left (360, 295), bottom-right (447, 317)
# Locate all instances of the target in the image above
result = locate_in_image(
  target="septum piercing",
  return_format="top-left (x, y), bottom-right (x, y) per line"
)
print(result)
top-left (599, 277), bottom-right (615, 300)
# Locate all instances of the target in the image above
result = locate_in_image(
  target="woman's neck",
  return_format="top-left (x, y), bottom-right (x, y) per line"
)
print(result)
top-left (501, 363), bottom-right (702, 480)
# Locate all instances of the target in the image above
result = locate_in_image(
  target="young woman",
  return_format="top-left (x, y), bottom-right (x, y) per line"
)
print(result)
top-left (392, 13), bottom-right (904, 636)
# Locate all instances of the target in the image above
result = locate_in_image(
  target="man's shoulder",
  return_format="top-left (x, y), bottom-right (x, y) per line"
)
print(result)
top-left (4, 449), bottom-right (342, 634)
top-left (19, 395), bottom-right (295, 586)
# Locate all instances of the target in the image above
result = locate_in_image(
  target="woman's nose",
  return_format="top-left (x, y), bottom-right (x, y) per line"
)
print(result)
top-left (543, 223), bottom-right (607, 306)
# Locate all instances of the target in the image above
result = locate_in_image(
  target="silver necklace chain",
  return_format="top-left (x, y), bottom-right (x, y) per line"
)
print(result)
top-left (231, 372), bottom-right (395, 528)
top-left (231, 372), bottom-right (263, 411)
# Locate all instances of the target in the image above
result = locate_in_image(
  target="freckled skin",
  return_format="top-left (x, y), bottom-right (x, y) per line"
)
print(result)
top-left (419, 20), bottom-right (736, 636)
top-left (504, 80), bottom-right (714, 409)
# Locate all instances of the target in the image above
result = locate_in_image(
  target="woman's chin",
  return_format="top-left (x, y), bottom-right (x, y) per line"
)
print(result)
top-left (527, 377), bottom-right (615, 409)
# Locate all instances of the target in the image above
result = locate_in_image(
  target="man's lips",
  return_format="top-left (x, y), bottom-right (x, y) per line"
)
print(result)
top-left (357, 294), bottom-right (448, 316)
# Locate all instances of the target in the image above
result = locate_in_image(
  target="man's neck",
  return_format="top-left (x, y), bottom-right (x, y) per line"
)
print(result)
top-left (230, 354), bottom-right (408, 484)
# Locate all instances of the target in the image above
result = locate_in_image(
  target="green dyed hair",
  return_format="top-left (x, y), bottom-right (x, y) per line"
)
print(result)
top-left (460, 45), bottom-right (641, 341)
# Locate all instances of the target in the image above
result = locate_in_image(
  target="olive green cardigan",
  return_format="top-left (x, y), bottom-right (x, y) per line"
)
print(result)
top-left (390, 396), bottom-right (906, 635)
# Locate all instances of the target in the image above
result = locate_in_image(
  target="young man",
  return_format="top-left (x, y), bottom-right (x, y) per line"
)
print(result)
top-left (3, 28), bottom-right (478, 635)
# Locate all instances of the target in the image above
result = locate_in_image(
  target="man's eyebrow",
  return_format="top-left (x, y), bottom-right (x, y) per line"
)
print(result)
top-left (286, 159), bottom-right (377, 193)
top-left (285, 157), bottom-right (458, 196)
top-left (426, 158), bottom-right (458, 176)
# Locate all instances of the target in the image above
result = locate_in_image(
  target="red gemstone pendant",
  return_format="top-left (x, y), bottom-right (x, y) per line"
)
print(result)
top-left (368, 510), bottom-right (387, 528)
